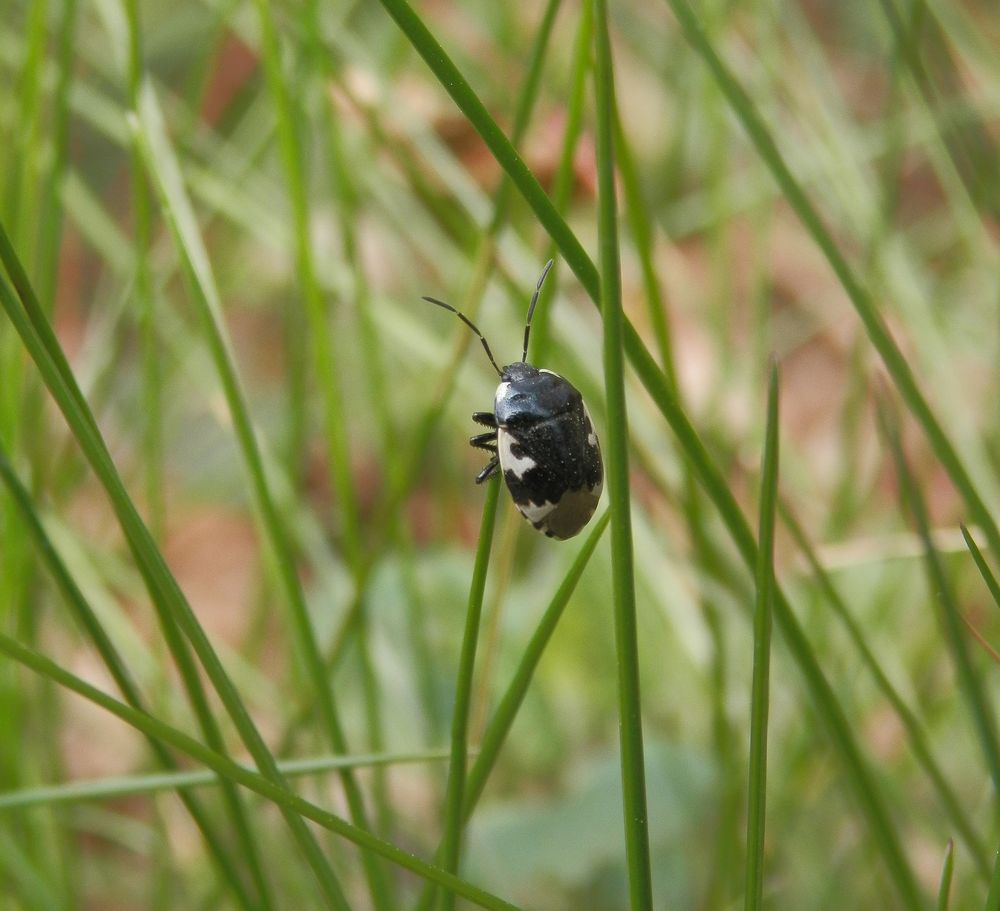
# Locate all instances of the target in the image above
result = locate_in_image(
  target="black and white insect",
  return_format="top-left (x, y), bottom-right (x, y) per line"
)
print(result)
top-left (423, 260), bottom-right (603, 540)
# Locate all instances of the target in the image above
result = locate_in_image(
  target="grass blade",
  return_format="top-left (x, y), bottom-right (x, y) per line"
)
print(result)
top-left (120, 0), bottom-right (164, 538)
top-left (745, 362), bottom-right (779, 911)
top-left (0, 442), bottom-right (261, 909)
top-left (987, 842), bottom-right (1000, 911)
top-left (439, 477), bottom-right (501, 911)
top-left (937, 840), bottom-right (954, 911)
top-left (661, 0), bottom-right (1000, 565)
top-left (784, 505), bottom-right (989, 879)
top-left (131, 79), bottom-right (384, 905)
top-left (372, 2), bottom-right (922, 904)
top-left (593, 3), bottom-right (653, 907)
top-left (962, 526), bottom-right (1000, 613)
top-left (879, 401), bottom-right (1000, 793)
top-left (414, 511), bottom-right (610, 911)
top-left (464, 510), bottom-right (610, 813)
top-left (0, 225), bottom-right (349, 909)
top-left (0, 750), bottom-right (451, 811)
top-left (0, 632), bottom-right (525, 911)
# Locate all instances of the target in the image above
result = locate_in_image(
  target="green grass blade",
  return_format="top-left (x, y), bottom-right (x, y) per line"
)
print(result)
top-left (34, 0), bottom-right (77, 310)
top-left (371, 3), bottom-right (923, 904)
top-left (624, 317), bottom-right (925, 911)
top-left (661, 0), bottom-right (1000, 564)
top-left (880, 402), bottom-right (1000, 793)
top-left (987, 844), bottom-right (1000, 911)
top-left (439, 477), bottom-right (501, 911)
top-left (613, 106), bottom-right (677, 388)
top-left (7, 0), bottom-right (48, 245)
top-left (414, 510), bottom-right (610, 911)
top-left (253, 0), bottom-right (363, 562)
top-left (0, 632), bottom-right (525, 911)
top-left (0, 443), bottom-right (261, 909)
top-left (120, 0), bottom-right (165, 538)
top-left (594, 3), bottom-right (653, 907)
top-left (488, 0), bottom-right (563, 233)
top-left (0, 750), bottom-right (451, 811)
top-left (464, 510), bottom-right (610, 813)
top-left (374, 0), bottom-right (601, 304)
top-left (248, 3), bottom-right (392, 904)
top-left (937, 840), bottom-right (954, 911)
top-left (962, 526), bottom-right (1000, 613)
top-left (131, 78), bottom-right (385, 903)
top-left (784, 505), bottom-right (990, 880)
top-left (532, 0), bottom-right (592, 367)
top-left (0, 269), bottom-right (272, 908)
top-left (745, 362), bottom-right (778, 911)
top-left (0, 225), bottom-right (350, 909)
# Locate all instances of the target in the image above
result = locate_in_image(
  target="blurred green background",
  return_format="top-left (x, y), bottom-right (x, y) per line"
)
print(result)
top-left (2, 0), bottom-right (1000, 908)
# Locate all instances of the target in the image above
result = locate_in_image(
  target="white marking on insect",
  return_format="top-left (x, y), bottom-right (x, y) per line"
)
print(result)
top-left (583, 402), bottom-right (598, 448)
top-left (498, 428), bottom-right (536, 479)
top-left (536, 486), bottom-right (602, 540)
top-left (494, 382), bottom-right (511, 408)
top-left (518, 499), bottom-right (557, 523)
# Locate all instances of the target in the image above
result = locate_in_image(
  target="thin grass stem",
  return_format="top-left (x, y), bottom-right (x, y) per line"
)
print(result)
top-left (439, 477), bottom-right (501, 911)
top-left (744, 362), bottom-right (779, 911)
top-left (0, 631), bottom-right (526, 911)
top-left (594, 3), bottom-right (654, 907)
top-left (371, 2), bottom-right (923, 903)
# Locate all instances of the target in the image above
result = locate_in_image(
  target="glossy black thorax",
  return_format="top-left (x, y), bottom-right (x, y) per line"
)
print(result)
top-left (494, 362), bottom-right (581, 427)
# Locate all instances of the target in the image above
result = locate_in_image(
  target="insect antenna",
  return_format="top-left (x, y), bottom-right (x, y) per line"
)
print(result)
top-left (422, 295), bottom-right (503, 377)
top-left (521, 258), bottom-right (555, 363)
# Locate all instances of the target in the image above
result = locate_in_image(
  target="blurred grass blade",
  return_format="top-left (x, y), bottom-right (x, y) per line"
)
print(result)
top-left (120, 0), bottom-right (164, 538)
top-left (130, 78), bottom-right (385, 902)
top-left (242, 0), bottom-right (393, 902)
top-left (0, 265), bottom-right (276, 908)
top-left (372, 2), bottom-right (923, 904)
top-left (593, 3), bottom-right (654, 907)
top-left (745, 362), bottom-right (779, 911)
top-left (987, 845), bottom-right (1000, 911)
top-left (0, 442), bottom-right (262, 910)
top-left (661, 0), bottom-right (1000, 564)
top-left (439, 478), bottom-right (501, 911)
top-left (613, 105), bottom-right (677, 388)
top-left (784, 505), bottom-right (989, 879)
top-left (0, 225), bottom-right (350, 909)
top-left (374, 0), bottom-right (602, 305)
top-left (253, 0), bottom-right (362, 556)
top-left (0, 750), bottom-right (452, 811)
top-left (0, 632), bottom-right (526, 911)
top-left (937, 840), bottom-right (954, 911)
top-left (879, 400), bottom-right (1000, 793)
top-left (534, 0), bottom-right (592, 366)
top-left (962, 526), bottom-right (1000, 613)
top-left (35, 0), bottom-right (78, 309)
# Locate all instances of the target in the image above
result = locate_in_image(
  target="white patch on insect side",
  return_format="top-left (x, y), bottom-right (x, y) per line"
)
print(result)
top-left (494, 382), bottom-right (511, 408)
top-left (539, 368), bottom-right (558, 376)
top-left (583, 402), bottom-right (598, 448)
top-left (498, 428), bottom-right (536, 479)
top-left (533, 486), bottom-right (602, 540)
top-left (517, 499), bottom-right (557, 523)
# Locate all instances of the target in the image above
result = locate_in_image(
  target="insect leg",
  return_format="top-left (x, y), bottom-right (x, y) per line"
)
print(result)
top-left (469, 431), bottom-right (498, 451)
top-left (472, 411), bottom-right (497, 428)
top-left (475, 457), bottom-right (500, 484)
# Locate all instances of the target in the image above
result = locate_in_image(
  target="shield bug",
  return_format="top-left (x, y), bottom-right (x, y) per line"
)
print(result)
top-left (423, 260), bottom-right (603, 540)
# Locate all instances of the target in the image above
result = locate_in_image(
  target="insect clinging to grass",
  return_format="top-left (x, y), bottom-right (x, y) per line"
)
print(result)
top-left (422, 260), bottom-right (603, 540)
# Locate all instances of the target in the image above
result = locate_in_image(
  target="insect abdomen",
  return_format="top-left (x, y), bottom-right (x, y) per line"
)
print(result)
top-left (497, 408), bottom-right (603, 540)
